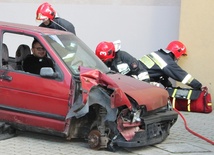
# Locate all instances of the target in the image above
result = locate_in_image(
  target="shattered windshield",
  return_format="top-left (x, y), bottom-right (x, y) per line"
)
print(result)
top-left (44, 34), bottom-right (110, 74)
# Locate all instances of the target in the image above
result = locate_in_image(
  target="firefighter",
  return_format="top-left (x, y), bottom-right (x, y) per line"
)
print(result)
top-left (95, 40), bottom-right (150, 82)
top-left (36, 2), bottom-right (76, 35)
top-left (139, 40), bottom-right (202, 89)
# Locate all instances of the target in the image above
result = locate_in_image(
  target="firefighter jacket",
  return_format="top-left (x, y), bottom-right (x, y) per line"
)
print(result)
top-left (139, 49), bottom-right (202, 89)
top-left (106, 50), bottom-right (150, 82)
top-left (39, 17), bottom-right (76, 35)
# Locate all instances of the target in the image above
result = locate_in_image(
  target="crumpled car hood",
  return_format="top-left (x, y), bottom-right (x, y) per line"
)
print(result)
top-left (107, 74), bottom-right (169, 111)
top-left (80, 67), bottom-right (169, 111)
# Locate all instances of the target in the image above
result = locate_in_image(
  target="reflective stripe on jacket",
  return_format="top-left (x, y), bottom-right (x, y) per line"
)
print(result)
top-left (139, 49), bottom-right (202, 89)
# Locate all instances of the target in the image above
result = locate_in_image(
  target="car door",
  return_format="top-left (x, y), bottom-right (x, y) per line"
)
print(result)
top-left (0, 32), bottom-right (72, 133)
top-left (0, 68), bottom-right (71, 132)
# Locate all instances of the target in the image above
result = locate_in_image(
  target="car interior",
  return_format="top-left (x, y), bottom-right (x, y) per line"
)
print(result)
top-left (14, 44), bottom-right (31, 70)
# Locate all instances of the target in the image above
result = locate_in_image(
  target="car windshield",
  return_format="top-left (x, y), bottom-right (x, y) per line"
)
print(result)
top-left (44, 34), bottom-right (110, 74)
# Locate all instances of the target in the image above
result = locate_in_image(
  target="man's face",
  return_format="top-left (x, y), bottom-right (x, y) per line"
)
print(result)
top-left (104, 58), bottom-right (113, 67)
top-left (42, 19), bottom-right (51, 25)
top-left (32, 42), bottom-right (47, 58)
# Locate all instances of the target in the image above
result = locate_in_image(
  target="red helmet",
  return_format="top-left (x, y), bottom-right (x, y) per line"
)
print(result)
top-left (166, 41), bottom-right (187, 59)
top-left (36, 2), bottom-right (56, 21)
top-left (95, 41), bottom-right (115, 62)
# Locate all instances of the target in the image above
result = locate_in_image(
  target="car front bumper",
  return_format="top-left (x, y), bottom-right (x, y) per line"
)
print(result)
top-left (112, 110), bottom-right (178, 148)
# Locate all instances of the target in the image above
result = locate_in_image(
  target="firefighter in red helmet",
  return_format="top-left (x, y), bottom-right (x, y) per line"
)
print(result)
top-left (95, 40), bottom-right (150, 82)
top-left (36, 2), bottom-right (76, 35)
top-left (139, 41), bottom-right (202, 89)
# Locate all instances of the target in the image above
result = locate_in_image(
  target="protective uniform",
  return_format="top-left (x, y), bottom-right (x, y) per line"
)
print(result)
top-left (139, 41), bottom-right (202, 89)
top-left (36, 2), bottom-right (76, 35)
top-left (95, 41), bottom-right (150, 82)
top-left (39, 18), bottom-right (76, 35)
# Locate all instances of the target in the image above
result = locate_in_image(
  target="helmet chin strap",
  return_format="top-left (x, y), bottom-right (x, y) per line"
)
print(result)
top-left (50, 19), bottom-right (68, 31)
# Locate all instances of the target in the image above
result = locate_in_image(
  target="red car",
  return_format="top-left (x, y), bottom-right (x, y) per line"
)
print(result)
top-left (0, 21), bottom-right (177, 151)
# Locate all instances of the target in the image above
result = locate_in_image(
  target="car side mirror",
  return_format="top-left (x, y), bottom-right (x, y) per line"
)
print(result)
top-left (40, 67), bottom-right (58, 78)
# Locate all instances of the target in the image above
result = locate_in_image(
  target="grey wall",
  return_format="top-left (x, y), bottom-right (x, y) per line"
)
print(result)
top-left (0, 0), bottom-right (180, 59)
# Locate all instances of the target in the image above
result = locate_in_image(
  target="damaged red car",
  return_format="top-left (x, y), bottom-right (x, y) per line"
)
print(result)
top-left (0, 21), bottom-right (178, 151)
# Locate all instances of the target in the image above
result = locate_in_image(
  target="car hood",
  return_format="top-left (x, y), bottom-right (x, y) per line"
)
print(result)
top-left (107, 74), bottom-right (169, 111)
top-left (79, 67), bottom-right (169, 111)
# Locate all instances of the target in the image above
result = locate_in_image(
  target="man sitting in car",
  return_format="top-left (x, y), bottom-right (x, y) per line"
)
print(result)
top-left (23, 39), bottom-right (54, 75)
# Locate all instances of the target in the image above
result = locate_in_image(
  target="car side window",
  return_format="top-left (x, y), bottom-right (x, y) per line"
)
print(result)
top-left (2, 32), bottom-right (33, 71)
top-left (1, 32), bottom-right (59, 79)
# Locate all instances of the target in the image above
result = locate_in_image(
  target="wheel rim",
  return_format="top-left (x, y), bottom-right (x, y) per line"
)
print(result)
top-left (88, 130), bottom-right (101, 150)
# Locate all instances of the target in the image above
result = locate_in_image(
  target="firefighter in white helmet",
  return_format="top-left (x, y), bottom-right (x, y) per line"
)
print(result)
top-left (139, 41), bottom-right (202, 89)
top-left (95, 40), bottom-right (150, 82)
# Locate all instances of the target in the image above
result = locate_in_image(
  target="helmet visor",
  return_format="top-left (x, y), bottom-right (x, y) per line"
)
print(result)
top-left (36, 13), bottom-right (49, 21)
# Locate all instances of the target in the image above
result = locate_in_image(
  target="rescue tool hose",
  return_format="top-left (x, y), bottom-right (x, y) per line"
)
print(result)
top-left (173, 108), bottom-right (214, 145)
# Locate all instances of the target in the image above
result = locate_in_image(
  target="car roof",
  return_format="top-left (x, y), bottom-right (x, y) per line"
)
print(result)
top-left (0, 21), bottom-right (72, 35)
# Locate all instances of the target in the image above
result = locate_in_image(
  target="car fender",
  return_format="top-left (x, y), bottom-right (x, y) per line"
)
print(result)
top-left (66, 86), bottom-right (117, 121)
